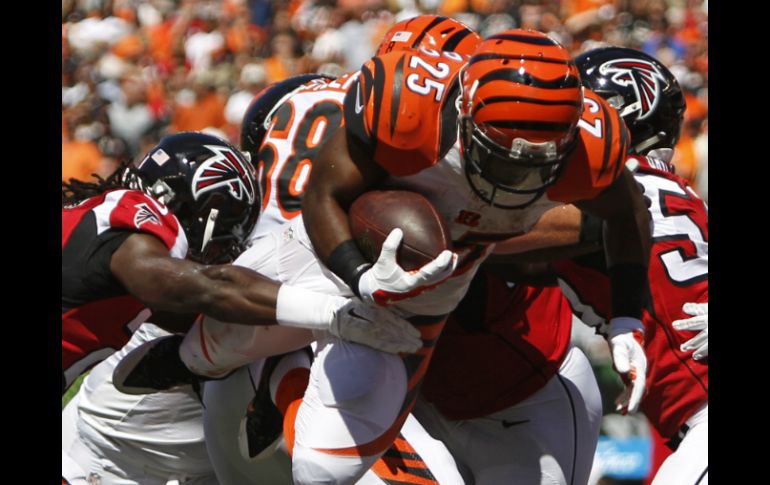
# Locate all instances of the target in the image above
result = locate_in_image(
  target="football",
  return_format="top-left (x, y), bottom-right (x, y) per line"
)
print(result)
top-left (349, 190), bottom-right (452, 271)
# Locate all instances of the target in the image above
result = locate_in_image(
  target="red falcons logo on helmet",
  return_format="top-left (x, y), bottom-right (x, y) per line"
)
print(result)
top-left (192, 145), bottom-right (256, 204)
top-left (599, 58), bottom-right (667, 121)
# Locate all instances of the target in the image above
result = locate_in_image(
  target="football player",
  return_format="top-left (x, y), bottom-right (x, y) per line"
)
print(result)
top-left (414, 268), bottom-right (603, 485)
top-left (279, 29), bottom-right (650, 483)
top-left (108, 17), bottom-right (479, 485)
top-left (117, 30), bottom-right (649, 484)
top-left (492, 47), bottom-right (707, 484)
top-left (62, 131), bottom-right (421, 395)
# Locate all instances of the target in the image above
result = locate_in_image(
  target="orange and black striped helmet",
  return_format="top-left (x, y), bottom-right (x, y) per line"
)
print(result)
top-left (376, 15), bottom-right (481, 57)
top-left (459, 29), bottom-right (584, 209)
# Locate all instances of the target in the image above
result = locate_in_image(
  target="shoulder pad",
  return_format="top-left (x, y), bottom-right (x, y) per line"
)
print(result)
top-left (547, 89), bottom-right (630, 203)
top-left (94, 190), bottom-right (184, 254)
top-left (344, 48), bottom-right (465, 176)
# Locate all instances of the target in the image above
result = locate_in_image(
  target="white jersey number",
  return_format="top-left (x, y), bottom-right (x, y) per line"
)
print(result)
top-left (637, 174), bottom-right (708, 285)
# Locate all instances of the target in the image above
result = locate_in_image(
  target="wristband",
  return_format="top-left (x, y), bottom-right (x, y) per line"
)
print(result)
top-left (327, 240), bottom-right (372, 297)
top-left (609, 263), bottom-right (649, 319)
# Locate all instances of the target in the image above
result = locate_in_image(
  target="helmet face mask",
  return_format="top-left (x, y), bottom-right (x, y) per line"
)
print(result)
top-left (457, 31), bottom-right (583, 209)
top-left (460, 114), bottom-right (577, 209)
top-left (137, 132), bottom-right (260, 264)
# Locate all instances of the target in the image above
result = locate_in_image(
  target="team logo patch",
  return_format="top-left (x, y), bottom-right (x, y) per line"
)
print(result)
top-left (133, 203), bottom-right (161, 227)
top-left (599, 58), bottom-right (667, 120)
top-left (191, 145), bottom-right (256, 204)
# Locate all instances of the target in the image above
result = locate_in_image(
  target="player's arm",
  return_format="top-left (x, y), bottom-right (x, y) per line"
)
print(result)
top-left (574, 167), bottom-right (651, 414)
top-left (492, 204), bottom-right (602, 263)
top-left (111, 233), bottom-right (280, 325)
top-left (112, 232), bottom-right (423, 353)
top-left (301, 128), bottom-right (386, 269)
top-left (575, 167), bottom-right (651, 318)
top-left (302, 125), bottom-right (456, 305)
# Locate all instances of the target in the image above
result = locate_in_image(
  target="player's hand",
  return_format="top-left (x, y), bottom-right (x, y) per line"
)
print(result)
top-left (329, 298), bottom-right (422, 354)
top-left (358, 228), bottom-right (458, 306)
top-left (672, 302), bottom-right (708, 361)
top-left (608, 317), bottom-right (647, 415)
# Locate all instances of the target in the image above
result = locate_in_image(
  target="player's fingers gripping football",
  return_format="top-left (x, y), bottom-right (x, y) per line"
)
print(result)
top-left (608, 317), bottom-right (647, 415)
top-left (329, 298), bottom-right (422, 354)
top-left (672, 302), bottom-right (708, 361)
top-left (358, 228), bottom-right (458, 306)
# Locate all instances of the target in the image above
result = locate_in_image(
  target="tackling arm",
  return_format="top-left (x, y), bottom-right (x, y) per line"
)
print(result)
top-left (111, 233), bottom-right (279, 326)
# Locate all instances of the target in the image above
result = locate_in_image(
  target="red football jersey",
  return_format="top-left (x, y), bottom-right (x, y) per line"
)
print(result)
top-left (422, 271), bottom-right (573, 420)
top-left (554, 155), bottom-right (708, 438)
top-left (62, 189), bottom-right (187, 391)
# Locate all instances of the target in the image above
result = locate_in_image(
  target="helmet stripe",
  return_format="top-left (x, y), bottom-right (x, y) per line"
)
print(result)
top-left (390, 54), bottom-right (406, 138)
top-left (486, 33), bottom-right (560, 46)
top-left (477, 68), bottom-right (580, 90)
top-left (469, 53), bottom-right (572, 66)
top-left (473, 95), bottom-right (582, 116)
top-left (443, 27), bottom-right (473, 52)
top-left (410, 15), bottom-right (447, 48)
top-left (486, 120), bottom-right (574, 132)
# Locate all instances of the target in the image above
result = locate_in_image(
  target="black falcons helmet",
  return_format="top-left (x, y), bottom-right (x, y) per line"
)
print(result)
top-left (136, 132), bottom-right (260, 264)
top-left (240, 73), bottom-right (334, 159)
top-left (575, 47), bottom-right (686, 154)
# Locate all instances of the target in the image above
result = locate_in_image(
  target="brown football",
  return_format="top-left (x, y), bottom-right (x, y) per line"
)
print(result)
top-left (349, 190), bottom-right (452, 271)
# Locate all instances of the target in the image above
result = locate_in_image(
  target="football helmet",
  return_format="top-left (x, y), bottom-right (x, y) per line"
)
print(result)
top-left (575, 46), bottom-right (686, 154)
top-left (376, 15), bottom-right (481, 56)
top-left (240, 73), bottom-right (333, 160)
top-left (459, 29), bottom-right (583, 209)
top-left (135, 132), bottom-right (260, 264)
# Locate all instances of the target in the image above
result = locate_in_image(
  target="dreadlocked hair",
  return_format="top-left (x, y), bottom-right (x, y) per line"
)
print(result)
top-left (62, 160), bottom-right (146, 207)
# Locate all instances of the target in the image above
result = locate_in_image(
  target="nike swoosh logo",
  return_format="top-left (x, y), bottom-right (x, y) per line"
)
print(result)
top-left (501, 419), bottom-right (529, 428)
top-left (347, 308), bottom-right (372, 323)
top-left (355, 83), bottom-right (364, 114)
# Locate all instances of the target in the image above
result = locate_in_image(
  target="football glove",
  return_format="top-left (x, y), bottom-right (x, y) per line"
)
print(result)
top-left (608, 317), bottom-right (647, 415)
top-left (330, 298), bottom-right (423, 354)
top-left (672, 302), bottom-right (708, 361)
top-left (275, 285), bottom-right (422, 354)
top-left (358, 228), bottom-right (458, 306)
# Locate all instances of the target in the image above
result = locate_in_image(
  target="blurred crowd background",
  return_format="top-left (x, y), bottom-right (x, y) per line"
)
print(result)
top-left (61, 1), bottom-right (707, 483)
top-left (61, 0), bottom-right (707, 200)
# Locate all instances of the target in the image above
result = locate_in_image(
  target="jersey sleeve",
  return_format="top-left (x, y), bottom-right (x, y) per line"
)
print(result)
top-left (546, 90), bottom-right (631, 203)
top-left (343, 50), bottom-right (462, 176)
top-left (95, 190), bottom-right (188, 258)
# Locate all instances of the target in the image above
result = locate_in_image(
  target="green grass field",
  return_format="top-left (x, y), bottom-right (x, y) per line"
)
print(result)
top-left (62, 373), bottom-right (87, 409)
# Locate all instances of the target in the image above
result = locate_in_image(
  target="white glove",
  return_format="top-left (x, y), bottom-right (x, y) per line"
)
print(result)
top-left (608, 317), bottom-right (647, 415)
top-left (329, 298), bottom-right (422, 354)
top-left (275, 285), bottom-right (422, 354)
top-left (358, 228), bottom-right (458, 306)
top-left (672, 302), bottom-right (708, 361)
